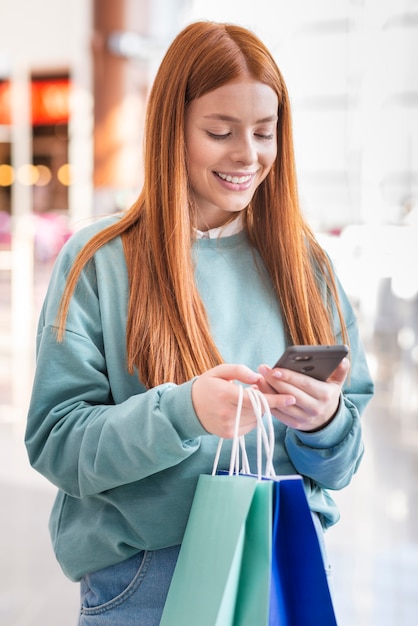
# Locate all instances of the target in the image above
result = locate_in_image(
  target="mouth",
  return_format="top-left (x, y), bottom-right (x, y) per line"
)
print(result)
top-left (215, 172), bottom-right (254, 184)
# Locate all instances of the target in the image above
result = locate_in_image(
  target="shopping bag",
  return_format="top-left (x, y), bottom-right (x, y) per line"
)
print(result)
top-left (159, 474), bottom-right (273, 626)
top-left (245, 387), bottom-right (338, 626)
top-left (160, 385), bottom-right (273, 626)
top-left (161, 386), bottom-right (338, 626)
top-left (269, 476), bottom-right (337, 626)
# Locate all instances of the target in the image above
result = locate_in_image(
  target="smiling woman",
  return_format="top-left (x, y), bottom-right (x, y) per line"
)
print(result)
top-left (185, 80), bottom-right (278, 229)
top-left (25, 20), bottom-right (373, 625)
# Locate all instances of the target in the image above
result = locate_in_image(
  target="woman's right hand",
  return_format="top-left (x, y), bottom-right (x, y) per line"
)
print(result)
top-left (191, 364), bottom-right (295, 438)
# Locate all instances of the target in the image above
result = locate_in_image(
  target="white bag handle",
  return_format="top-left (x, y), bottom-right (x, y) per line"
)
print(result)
top-left (212, 385), bottom-right (276, 479)
top-left (247, 387), bottom-right (276, 479)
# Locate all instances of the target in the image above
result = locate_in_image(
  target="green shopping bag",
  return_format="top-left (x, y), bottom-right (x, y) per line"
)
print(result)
top-left (160, 385), bottom-right (273, 626)
top-left (160, 473), bottom-right (273, 626)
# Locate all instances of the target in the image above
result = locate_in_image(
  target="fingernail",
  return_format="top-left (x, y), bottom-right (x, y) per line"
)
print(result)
top-left (258, 365), bottom-right (270, 376)
top-left (248, 371), bottom-right (262, 382)
top-left (272, 370), bottom-right (283, 379)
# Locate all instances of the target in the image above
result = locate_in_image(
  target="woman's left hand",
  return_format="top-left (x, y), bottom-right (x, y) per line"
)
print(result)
top-left (256, 358), bottom-right (350, 432)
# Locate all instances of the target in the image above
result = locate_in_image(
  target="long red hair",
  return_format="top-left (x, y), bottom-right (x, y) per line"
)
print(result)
top-left (57, 21), bottom-right (347, 387)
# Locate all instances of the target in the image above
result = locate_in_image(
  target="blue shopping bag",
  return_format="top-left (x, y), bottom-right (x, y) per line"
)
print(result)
top-left (244, 386), bottom-right (338, 626)
top-left (269, 476), bottom-right (338, 626)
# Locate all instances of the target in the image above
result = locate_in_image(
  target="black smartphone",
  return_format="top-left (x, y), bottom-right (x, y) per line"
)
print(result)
top-left (273, 345), bottom-right (349, 381)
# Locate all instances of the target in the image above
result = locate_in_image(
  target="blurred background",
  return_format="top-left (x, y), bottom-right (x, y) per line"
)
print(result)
top-left (0, 0), bottom-right (417, 624)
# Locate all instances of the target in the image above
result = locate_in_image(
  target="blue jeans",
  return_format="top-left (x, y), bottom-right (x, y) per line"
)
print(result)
top-left (78, 546), bottom-right (180, 626)
top-left (78, 518), bottom-right (331, 625)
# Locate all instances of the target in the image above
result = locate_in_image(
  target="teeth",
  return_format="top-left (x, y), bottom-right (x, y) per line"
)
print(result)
top-left (217, 173), bottom-right (252, 184)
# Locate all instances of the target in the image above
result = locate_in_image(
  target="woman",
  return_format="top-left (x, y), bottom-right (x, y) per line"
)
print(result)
top-left (25, 20), bottom-right (374, 625)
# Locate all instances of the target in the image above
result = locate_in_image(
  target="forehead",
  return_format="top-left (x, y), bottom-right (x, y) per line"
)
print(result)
top-left (188, 80), bottom-right (279, 122)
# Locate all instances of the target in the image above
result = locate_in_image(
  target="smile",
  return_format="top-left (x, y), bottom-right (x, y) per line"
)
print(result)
top-left (215, 172), bottom-right (253, 184)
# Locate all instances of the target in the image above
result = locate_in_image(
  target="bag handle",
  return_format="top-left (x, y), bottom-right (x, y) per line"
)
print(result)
top-left (212, 385), bottom-right (276, 479)
top-left (247, 387), bottom-right (276, 479)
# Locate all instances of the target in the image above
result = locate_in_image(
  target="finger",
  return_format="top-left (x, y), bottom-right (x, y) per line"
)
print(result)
top-left (209, 363), bottom-right (262, 386)
top-left (249, 389), bottom-right (297, 414)
top-left (260, 357), bottom-right (350, 389)
top-left (252, 377), bottom-right (277, 394)
top-left (238, 389), bottom-right (296, 436)
top-left (267, 366), bottom-right (321, 398)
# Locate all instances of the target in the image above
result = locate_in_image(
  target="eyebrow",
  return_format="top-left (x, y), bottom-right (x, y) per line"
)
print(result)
top-left (202, 114), bottom-right (278, 124)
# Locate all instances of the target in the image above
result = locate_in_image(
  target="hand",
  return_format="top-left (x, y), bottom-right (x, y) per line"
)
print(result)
top-left (192, 364), bottom-right (296, 438)
top-left (256, 358), bottom-right (350, 432)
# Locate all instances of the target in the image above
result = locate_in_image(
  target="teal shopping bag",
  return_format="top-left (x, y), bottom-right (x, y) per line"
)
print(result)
top-left (160, 473), bottom-right (273, 626)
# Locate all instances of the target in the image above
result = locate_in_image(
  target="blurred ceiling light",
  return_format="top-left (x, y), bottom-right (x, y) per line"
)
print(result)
top-left (397, 326), bottom-right (415, 351)
top-left (57, 163), bottom-right (72, 186)
top-left (391, 274), bottom-right (418, 300)
top-left (35, 164), bottom-right (52, 186)
top-left (17, 164), bottom-right (39, 185)
top-left (0, 163), bottom-right (14, 186)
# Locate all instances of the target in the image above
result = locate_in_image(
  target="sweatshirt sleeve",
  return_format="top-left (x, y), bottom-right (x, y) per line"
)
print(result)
top-left (284, 279), bottom-right (374, 491)
top-left (25, 231), bottom-right (208, 499)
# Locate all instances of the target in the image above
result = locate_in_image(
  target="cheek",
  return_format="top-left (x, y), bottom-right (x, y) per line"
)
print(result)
top-left (267, 143), bottom-right (278, 166)
top-left (264, 146), bottom-right (277, 171)
top-left (187, 134), bottom-right (215, 166)
top-left (260, 146), bottom-right (277, 176)
top-left (186, 142), bottom-right (214, 190)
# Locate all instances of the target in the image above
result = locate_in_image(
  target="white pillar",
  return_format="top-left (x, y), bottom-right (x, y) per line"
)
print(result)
top-left (68, 0), bottom-right (94, 228)
top-left (10, 61), bottom-right (34, 423)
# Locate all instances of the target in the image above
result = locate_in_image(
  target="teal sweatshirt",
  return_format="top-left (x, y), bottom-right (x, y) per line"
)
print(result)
top-left (25, 216), bottom-right (374, 581)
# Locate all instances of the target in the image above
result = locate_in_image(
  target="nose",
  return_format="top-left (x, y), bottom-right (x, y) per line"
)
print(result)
top-left (231, 133), bottom-right (257, 165)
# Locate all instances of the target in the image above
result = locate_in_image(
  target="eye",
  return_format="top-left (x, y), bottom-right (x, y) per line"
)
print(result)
top-left (255, 133), bottom-right (274, 141)
top-left (206, 131), bottom-right (231, 140)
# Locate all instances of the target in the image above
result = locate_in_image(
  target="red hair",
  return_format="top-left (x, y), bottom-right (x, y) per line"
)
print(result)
top-left (57, 21), bottom-right (347, 387)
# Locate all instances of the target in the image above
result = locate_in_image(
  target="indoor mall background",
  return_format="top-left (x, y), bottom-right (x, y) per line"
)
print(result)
top-left (1, 1), bottom-right (417, 624)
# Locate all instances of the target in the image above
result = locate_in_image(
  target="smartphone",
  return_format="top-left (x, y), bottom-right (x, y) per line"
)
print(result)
top-left (273, 345), bottom-right (349, 381)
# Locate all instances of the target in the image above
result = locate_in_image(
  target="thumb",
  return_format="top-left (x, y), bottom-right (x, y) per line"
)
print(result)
top-left (328, 357), bottom-right (350, 385)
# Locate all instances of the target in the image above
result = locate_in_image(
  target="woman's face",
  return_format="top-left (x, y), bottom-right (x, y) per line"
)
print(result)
top-left (185, 79), bottom-right (278, 230)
